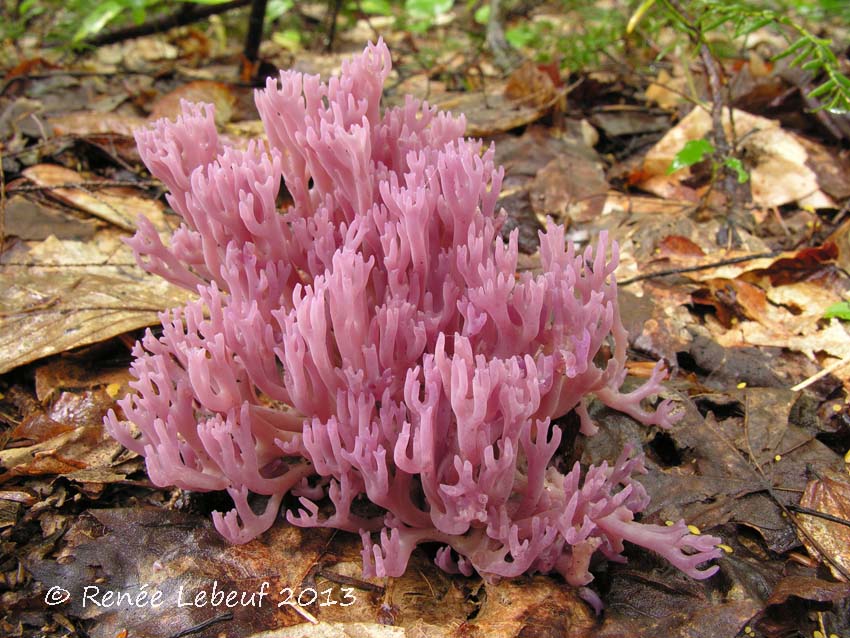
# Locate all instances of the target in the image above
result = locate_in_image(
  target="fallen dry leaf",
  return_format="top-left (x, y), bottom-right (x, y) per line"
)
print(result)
top-left (28, 509), bottom-right (335, 638)
top-left (21, 164), bottom-right (165, 231)
top-left (3, 194), bottom-right (98, 240)
top-left (504, 60), bottom-right (560, 109)
top-left (725, 319), bottom-right (850, 365)
top-left (150, 80), bottom-right (237, 125)
top-left (798, 470), bottom-right (850, 581)
top-left (95, 36), bottom-right (179, 70)
top-left (0, 388), bottom-right (127, 483)
top-left (589, 108), bottom-right (669, 138)
top-left (639, 106), bottom-right (848, 209)
top-left (767, 575), bottom-right (850, 606)
top-left (471, 577), bottom-right (595, 637)
top-left (49, 111), bottom-right (147, 137)
top-left (34, 358), bottom-right (132, 403)
top-left (646, 68), bottom-right (688, 110)
top-left (250, 623), bottom-right (405, 638)
top-left (0, 234), bottom-right (192, 374)
top-left (640, 241), bottom-right (850, 376)
top-left (529, 153), bottom-right (608, 224)
top-left (427, 86), bottom-right (562, 138)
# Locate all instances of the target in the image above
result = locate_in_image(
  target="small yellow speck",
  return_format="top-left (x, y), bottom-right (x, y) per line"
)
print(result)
top-left (744, 627), bottom-right (753, 635)
top-left (730, 316), bottom-right (739, 324)
top-left (844, 449), bottom-right (850, 464)
top-left (814, 631), bottom-right (825, 638)
top-left (774, 454), bottom-right (782, 462)
top-left (737, 381), bottom-right (747, 389)
top-left (665, 520), bottom-right (675, 526)
top-left (0, 392), bottom-right (4, 400)
top-left (803, 204), bottom-right (816, 213)
top-left (834, 404), bottom-right (843, 412)
top-left (717, 544), bottom-right (733, 554)
top-left (106, 383), bottom-right (122, 398)
top-left (806, 220), bottom-right (815, 227)
top-left (687, 524), bottom-right (701, 535)
top-left (829, 634), bottom-right (839, 638)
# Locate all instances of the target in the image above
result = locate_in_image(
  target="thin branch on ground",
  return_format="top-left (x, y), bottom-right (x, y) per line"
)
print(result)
top-left (81, 0), bottom-right (252, 47)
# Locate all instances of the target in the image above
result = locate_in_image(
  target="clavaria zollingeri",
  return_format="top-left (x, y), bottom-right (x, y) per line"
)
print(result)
top-left (106, 40), bottom-right (721, 590)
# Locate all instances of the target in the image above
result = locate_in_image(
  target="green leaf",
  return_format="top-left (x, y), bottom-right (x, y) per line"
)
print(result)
top-left (666, 139), bottom-right (715, 175)
top-left (405, 0), bottom-right (452, 21)
top-left (702, 14), bottom-right (729, 31)
top-left (473, 4), bottom-right (489, 24)
top-left (266, 0), bottom-right (294, 20)
top-left (505, 24), bottom-right (537, 48)
top-left (791, 46), bottom-right (816, 69)
top-left (808, 79), bottom-right (835, 98)
top-left (72, 0), bottom-right (125, 42)
top-left (824, 301), bottom-right (850, 320)
top-left (19, 0), bottom-right (39, 14)
top-left (724, 157), bottom-right (749, 183)
top-left (735, 16), bottom-right (772, 37)
top-left (626, 0), bottom-right (656, 34)
top-left (773, 36), bottom-right (810, 60)
top-left (361, 0), bottom-right (392, 14)
top-left (272, 28), bottom-right (301, 50)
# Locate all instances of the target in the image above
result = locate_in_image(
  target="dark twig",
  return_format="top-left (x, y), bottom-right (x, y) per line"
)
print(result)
top-left (617, 250), bottom-right (781, 286)
top-left (787, 504), bottom-right (850, 529)
top-left (8, 180), bottom-right (158, 193)
top-left (0, 147), bottom-right (6, 246)
top-left (82, 0), bottom-right (252, 47)
top-left (325, 0), bottom-right (344, 52)
top-left (244, 0), bottom-right (269, 66)
top-left (317, 568), bottom-right (385, 594)
top-left (167, 612), bottom-right (234, 638)
top-left (739, 395), bottom-right (850, 582)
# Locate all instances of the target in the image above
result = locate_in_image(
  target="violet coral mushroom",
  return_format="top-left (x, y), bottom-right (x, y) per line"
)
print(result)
top-left (106, 40), bottom-right (721, 588)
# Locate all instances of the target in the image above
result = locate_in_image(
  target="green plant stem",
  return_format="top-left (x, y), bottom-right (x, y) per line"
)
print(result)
top-left (662, 0), bottom-right (750, 231)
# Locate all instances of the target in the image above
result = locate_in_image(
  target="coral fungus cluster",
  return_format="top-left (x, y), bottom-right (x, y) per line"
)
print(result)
top-left (106, 40), bottom-right (720, 588)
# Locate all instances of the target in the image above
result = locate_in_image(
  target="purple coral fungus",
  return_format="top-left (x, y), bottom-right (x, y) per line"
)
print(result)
top-left (106, 40), bottom-right (721, 588)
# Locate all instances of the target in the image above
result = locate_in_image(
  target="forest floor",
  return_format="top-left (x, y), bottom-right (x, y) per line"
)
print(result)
top-left (1, 3), bottom-right (850, 637)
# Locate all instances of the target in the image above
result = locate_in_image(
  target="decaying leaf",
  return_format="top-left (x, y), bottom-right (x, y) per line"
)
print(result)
top-left (0, 387), bottom-right (130, 485)
top-left (249, 623), bottom-right (405, 638)
top-left (798, 471), bottom-right (850, 582)
top-left (49, 111), bottom-right (147, 137)
top-left (504, 60), bottom-right (561, 109)
top-left (767, 575), bottom-right (850, 606)
top-left (646, 68), bottom-right (688, 110)
top-left (3, 195), bottom-right (98, 240)
top-left (150, 80), bottom-right (237, 126)
top-left (530, 153), bottom-right (608, 224)
top-left (639, 106), bottom-right (850, 209)
top-left (0, 234), bottom-right (192, 374)
top-left (431, 87), bottom-right (561, 137)
top-left (637, 241), bottom-right (850, 378)
top-left (28, 509), bottom-right (334, 638)
top-left (95, 36), bottom-right (179, 70)
top-left (21, 164), bottom-right (164, 231)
